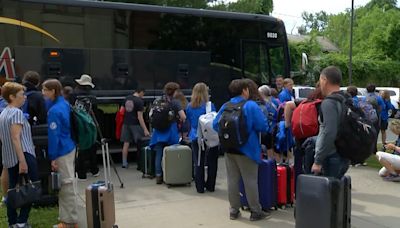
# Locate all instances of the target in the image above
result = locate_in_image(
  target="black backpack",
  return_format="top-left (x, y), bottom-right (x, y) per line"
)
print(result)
top-left (150, 97), bottom-right (176, 131)
top-left (218, 100), bottom-right (248, 149)
top-left (325, 93), bottom-right (378, 163)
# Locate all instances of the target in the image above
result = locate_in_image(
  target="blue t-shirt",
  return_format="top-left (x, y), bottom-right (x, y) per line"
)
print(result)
top-left (186, 102), bottom-right (216, 141)
top-left (352, 96), bottom-right (359, 108)
top-left (279, 88), bottom-right (294, 103)
top-left (381, 99), bottom-right (395, 121)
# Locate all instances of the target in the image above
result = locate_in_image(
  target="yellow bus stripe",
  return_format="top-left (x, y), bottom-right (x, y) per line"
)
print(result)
top-left (0, 17), bottom-right (60, 43)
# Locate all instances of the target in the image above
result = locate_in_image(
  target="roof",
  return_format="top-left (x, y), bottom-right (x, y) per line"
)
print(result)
top-left (22, 0), bottom-right (280, 24)
top-left (287, 34), bottom-right (340, 52)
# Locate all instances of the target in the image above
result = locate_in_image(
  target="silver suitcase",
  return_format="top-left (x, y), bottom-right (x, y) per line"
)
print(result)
top-left (162, 145), bottom-right (192, 186)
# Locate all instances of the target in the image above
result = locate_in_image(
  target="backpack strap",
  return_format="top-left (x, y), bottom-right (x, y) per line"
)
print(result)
top-left (206, 101), bottom-right (212, 114)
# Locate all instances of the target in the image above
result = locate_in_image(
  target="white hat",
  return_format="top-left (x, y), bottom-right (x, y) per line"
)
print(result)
top-left (75, 74), bottom-right (95, 88)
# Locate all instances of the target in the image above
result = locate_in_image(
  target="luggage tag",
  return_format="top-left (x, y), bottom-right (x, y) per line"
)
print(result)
top-left (50, 172), bottom-right (61, 192)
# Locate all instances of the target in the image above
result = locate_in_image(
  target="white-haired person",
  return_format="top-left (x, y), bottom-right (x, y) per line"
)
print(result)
top-left (376, 119), bottom-right (400, 182)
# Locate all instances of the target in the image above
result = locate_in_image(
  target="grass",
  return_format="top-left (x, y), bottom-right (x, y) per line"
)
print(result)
top-left (0, 192), bottom-right (59, 227)
top-left (0, 205), bottom-right (59, 227)
top-left (365, 155), bottom-right (381, 169)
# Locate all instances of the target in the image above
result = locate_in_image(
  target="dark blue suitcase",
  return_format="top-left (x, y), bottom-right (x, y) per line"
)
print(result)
top-left (240, 159), bottom-right (277, 211)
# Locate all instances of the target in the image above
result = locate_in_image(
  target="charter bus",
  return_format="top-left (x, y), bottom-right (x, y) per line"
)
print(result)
top-left (0, 0), bottom-right (290, 141)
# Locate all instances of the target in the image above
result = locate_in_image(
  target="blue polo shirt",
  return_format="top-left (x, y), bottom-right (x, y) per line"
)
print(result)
top-left (47, 96), bottom-right (76, 160)
top-left (381, 99), bottom-right (395, 121)
top-left (213, 96), bottom-right (268, 163)
top-left (186, 102), bottom-right (216, 141)
top-left (279, 88), bottom-right (294, 103)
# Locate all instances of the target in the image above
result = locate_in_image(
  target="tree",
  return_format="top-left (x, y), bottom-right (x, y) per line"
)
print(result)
top-left (365, 0), bottom-right (398, 10)
top-left (225, 0), bottom-right (273, 14)
top-left (299, 11), bottom-right (329, 35)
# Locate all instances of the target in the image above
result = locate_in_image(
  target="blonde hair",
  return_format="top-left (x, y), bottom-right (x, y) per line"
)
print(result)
top-left (390, 119), bottom-right (400, 135)
top-left (1, 82), bottom-right (25, 103)
top-left (283, 78), bottom-right (294, 86)
top-left (382, 90), bottom-right (391, 100)
top-left (190, 82), bottom-right (209, 108)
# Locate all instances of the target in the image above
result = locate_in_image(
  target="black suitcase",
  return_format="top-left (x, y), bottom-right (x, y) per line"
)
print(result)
top-left (295, 175), bottom-right (351, 228)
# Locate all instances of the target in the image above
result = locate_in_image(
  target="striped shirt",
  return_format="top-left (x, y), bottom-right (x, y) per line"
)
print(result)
top-left (0, 106), bottom-right (35, 168)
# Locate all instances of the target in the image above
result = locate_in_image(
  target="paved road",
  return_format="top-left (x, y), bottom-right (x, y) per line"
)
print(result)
top-left (74, 159), bottom-right (400, 228)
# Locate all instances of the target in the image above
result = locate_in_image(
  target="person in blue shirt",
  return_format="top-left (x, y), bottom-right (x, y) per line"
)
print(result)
top-left (380, 90), bottom-right (396, 145)
top-left (150, 82), bottom-right (186, 184)
top-left (186, 82), bottom-right (218, 193)
top-left (347, 86), bottom-right (359, 108)
top-left (42, 79), bottom-right (78, 228)
top-left (213, 79), bottom-right (270, 222)
top-left (278, 78), bottom-right (294, 103)
top-left (366, 84), bottom-right (385, 142)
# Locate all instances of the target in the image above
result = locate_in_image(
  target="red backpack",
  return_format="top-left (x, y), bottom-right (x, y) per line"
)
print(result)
top-left (115, 106), bottom-right (125, 140)
top-left (291, 99), bottom-right (322, 140)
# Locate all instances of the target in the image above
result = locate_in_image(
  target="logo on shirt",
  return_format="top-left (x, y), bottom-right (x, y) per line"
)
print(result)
top-left (50, 122), bottom-right (57, 130)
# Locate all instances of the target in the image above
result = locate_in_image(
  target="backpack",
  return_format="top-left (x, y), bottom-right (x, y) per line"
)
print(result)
top-left (70, 104), bottom-right (97, 151)
top-left (291, 99), bottom-right (322, 140)
top-left (197, 102), bottom-right (219, 149)
top-left (218, 100), bottom-right (248, 149)
top-left (115, 106), bottom-right (125, 140)
top-left (149, 97), bottom-right (175, 131)
top-left (275, 120), bottom-right (295, 153)
top-left (325, 93), bottom-right (378, 163)
top-left (359, 96), bottom-right (379, 123)
top-left (21, 91), bottom-right (36, 120)
top-left (265, 100), bottom-right (279, 133)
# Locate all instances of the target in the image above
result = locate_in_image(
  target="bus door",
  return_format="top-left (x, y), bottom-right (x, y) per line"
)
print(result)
top-left (240, 39), bottom-right (271, 85)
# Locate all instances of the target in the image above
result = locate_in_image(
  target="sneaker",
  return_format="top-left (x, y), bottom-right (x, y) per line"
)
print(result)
top-left (2, 196), bottom-right (7, 204)
top-left (156, 176), bottom-right (163, 185)
top-left (53, 223), bottom-right (78, 228)
top-left (122, 163), bottom-right (129, 169)
top-left (229, 209), bottom-right (241, 220)
top-left (384, 173), bottom-right (400, 182)
top-left (92, 171), bottom-right (100, 177)
top-left (250, 211), bottom-right (271, 221)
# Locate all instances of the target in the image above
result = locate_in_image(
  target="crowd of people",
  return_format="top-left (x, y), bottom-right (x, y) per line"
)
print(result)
top-left (1, 65), bottom-right (400, 226)
top-left (0, 72), bottom-right (100, 228)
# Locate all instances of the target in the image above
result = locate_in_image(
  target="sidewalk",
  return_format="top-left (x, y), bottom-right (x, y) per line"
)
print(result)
top-left (75, 159), bottom-right (400, 228)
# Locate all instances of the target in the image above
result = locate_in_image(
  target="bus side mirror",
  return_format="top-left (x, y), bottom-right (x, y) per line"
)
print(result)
top-left (301, 53), bottom-right (308, 71)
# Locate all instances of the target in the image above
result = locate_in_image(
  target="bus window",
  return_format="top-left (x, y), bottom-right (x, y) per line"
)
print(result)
top-left (242, 41), bottom-right (268, 85)
top-left (269, 46), bottom-right (285, 78)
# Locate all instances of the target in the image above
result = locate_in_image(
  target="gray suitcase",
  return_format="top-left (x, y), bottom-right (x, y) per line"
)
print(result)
top-left (295, 175), bottom-right (351, 228)
top-left (162, 145), bottom-right (192, 186)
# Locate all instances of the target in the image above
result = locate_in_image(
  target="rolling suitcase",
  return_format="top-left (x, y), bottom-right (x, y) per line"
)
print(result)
top-left (277, 164), bottom-right (294, 208)
top-left (162, 145), bottom-right (192, 186)
top-left (139, 146), bottom-right (155, 179)
top-left (240, 159), bottom-right (277, 211)
top-left (295, 175), bottom-right (351, 228)
top-left (86, 141), bottom-right (118, 228)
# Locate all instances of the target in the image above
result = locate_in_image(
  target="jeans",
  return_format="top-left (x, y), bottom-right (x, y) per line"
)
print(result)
top-left (154, 143), bottom-right (167, 177)
top-left (322, 153), bottom-right (350, 179)
top-left (192, 141), bottom-right (219, 193)
top-left (76, 144), bottom-right (99, 179)
top-left (7, 152), bottom-right (39, 226)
